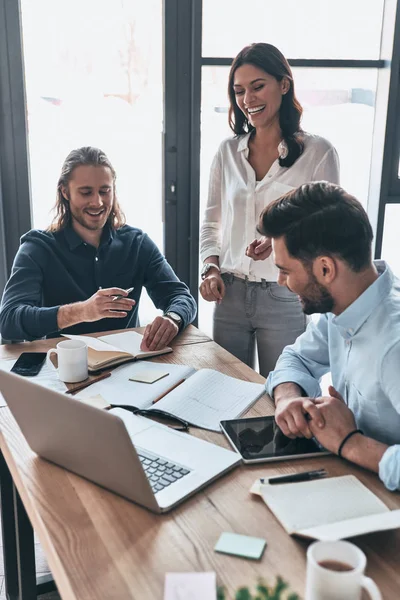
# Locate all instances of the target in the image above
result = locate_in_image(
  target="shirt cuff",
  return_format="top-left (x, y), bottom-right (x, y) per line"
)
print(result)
top-left (265, 370), bottom-right (322, 399)
top-left (379, 445), bottom-right (400, 491)
top-left (200, 245), bottom-right (221, 264)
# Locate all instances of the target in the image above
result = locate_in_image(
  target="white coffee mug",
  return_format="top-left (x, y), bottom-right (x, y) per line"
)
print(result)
top-left (47, 340), bottom-right (88, 383)
top-left (305, 541), bottom-right (382, 600)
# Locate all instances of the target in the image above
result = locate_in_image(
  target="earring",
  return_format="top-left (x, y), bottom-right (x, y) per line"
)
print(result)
top-left (278, 140), bottom-right (288, 159)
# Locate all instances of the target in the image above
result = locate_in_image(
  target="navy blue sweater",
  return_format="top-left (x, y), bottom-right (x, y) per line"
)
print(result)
top-left (0, 225), bottom-right (196, 341)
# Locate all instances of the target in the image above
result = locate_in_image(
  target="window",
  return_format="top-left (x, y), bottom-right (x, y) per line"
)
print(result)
top-left (20, 0), bottom-right (163, 324)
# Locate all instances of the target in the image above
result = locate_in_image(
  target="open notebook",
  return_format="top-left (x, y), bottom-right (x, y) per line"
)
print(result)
top-left (63, 332), bottom-right (172, 372)
top-left (256, 474), bottom-right (400, 541)
top-left (76, 360), bottom-right (266, 431)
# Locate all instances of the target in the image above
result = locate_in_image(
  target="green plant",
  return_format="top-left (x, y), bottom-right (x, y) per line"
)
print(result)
top-left (217, 576), bottom-right (300, 600)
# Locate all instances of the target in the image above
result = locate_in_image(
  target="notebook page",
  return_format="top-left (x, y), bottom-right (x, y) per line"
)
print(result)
top-left (98, 331), bottom-right (172, 358)
top-left (76, 362), bottom-right (195, 409)
top-left (298, 509), bottom-right (400, 541)
top-left (261, 475), bottom-right (388, 534)
top-left (98, 331), bottom-right (144, 354)
top-left (63, 334), bottom-right (125, 354)
top-left (153, 369), bottom-right (265, 431)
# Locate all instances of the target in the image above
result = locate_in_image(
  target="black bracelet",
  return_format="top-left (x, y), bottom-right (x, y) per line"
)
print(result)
top-left (337, 429), bottom-right (364, 458)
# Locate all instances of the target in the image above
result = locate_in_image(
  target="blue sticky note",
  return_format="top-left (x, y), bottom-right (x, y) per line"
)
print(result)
top-left (214, 532), bottom-right (266, 560)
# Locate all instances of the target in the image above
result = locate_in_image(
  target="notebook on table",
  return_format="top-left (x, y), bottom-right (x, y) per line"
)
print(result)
top-left (77, 360), bottom-right (266, 432)
top-left (257, 474), bottom-right (400, 541)
top-left (63, 331), bottom-right (172, 372)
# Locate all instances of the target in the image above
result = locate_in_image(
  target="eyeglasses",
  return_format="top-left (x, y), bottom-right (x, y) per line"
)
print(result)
top-left (107, 403), bottom-right (189, 432)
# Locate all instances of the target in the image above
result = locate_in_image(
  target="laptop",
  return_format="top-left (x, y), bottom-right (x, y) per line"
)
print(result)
top-left (0, 369), bottom-right (241, 513)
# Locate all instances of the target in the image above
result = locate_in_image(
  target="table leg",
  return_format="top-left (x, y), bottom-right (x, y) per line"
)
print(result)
top-left (13, 486), bottom-right (37, 600)
top-left (0, 451), bottom-right (57, 599)
top-left (0, 451), bottom-right (19, 600)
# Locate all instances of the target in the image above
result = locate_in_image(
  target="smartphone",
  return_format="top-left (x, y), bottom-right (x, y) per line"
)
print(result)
top-left (11, 352), bottom-right (47, 377)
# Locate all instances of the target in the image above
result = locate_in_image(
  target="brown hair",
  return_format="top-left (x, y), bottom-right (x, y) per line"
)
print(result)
top-left (259, 181), bottom-right (373, 272)
top-left (48, 146), bottom-right (126, 231)
top-left (228, 43), bottom-right (304, 168)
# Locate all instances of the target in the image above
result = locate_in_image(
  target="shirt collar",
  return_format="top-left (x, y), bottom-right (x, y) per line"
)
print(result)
top-left (63, 223), bottom-right (114, 250)
top-left (237, 133), bottom-right (252, 152)
top-left (332, 260), bottom-right (393, 340)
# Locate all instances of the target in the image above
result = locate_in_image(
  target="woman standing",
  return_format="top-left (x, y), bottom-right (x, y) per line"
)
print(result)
top-left (200, 43), bottom-right (339, 377)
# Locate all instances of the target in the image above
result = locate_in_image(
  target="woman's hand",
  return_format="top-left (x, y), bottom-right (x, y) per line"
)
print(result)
top-left (246, 237), bottom-right (272, 261)
top-left (199, 272), bottom-right (226, 304)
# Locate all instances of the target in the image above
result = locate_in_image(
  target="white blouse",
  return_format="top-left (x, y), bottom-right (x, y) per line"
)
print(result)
top-left (200, 132), bottom-right (340, 282)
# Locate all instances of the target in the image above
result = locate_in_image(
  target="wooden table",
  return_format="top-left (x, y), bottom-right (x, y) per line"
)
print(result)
top-left (0, 326), bottom-right (399, 599)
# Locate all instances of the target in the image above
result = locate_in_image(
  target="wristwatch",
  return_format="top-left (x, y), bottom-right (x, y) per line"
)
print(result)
top-left (164, 311), bottom-right (183, 330)
top-left (200, 263), bottom-right (221, 280)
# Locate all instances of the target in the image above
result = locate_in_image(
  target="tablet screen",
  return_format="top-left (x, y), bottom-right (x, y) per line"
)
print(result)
top-left (220, 416), bottom-right (328, 462)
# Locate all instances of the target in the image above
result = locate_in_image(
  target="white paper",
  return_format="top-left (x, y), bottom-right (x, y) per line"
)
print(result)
top-left (76, 361), bottom-right (196, 409)
top-left (97, 331), bottom-right (145, 354)
top-left (164, 572), bottom-right (216, 600)
top-left (0, 357), bottom-right (67, 394)
top-left (63, 333), bottom-right (124, 354)
top-left (298, 509), bottom-right (400, 541)
top-left (261, 475), bottom-right (389, 534)
top-left (152, 368), bottom-right (265, 431)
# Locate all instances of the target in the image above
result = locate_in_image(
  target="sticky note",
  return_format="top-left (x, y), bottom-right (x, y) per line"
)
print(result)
top-left (129, 368), bottom-right (169, 384)
top-left (76, 394), bottom-right (110, 409)
top-left (214, 532), bottom-right (266, 560)
top-left (164, 572), bottom-right (216, 600)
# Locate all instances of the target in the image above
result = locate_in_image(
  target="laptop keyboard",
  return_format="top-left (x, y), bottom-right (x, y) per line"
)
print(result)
top-left (137, 449), bottom-right (191, 494)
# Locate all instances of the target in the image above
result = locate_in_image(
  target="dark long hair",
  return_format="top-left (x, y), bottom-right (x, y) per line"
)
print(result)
top-left (228, 43), bottom-right (304, 167)
top-left (49, 146), bottom-right (126, 232)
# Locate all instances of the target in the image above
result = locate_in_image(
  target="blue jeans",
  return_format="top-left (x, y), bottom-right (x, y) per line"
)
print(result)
top-left (213, 274), bottom-right (307, 378)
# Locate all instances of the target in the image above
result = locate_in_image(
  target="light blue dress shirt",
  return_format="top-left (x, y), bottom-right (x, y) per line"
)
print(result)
top-left (266, 261), bottom-right (400, 491)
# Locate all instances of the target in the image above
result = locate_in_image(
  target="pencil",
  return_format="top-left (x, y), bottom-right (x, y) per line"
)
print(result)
top-left (152, 378), bottom-right (185, 404)
top-left (66, 371), bottom-right (112, 395)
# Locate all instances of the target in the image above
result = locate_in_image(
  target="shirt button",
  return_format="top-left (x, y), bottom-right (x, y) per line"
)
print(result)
top-left (95, 257), bottom-right (99, 262)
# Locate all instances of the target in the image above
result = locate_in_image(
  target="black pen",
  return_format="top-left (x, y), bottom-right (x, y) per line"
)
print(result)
top-left (261, 469), bottom-right (327, 485)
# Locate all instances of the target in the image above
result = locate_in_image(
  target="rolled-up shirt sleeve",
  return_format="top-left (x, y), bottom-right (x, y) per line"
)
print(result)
top-left (266, 314), bottom-right (331, 398)
top-left (377, 340), bottom-right (400, 490)
top-left (379, 446), bottom-right (400, 491)
top-left (200, 148), bottom-right (223, 262)
top-left (0, 242), bottom-right (59, 341)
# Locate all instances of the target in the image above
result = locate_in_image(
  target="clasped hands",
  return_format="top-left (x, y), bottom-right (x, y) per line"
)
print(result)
top-left (81, 287), bottom-right (178, 352)
top-left (275, 385), bottom-right (358, 455)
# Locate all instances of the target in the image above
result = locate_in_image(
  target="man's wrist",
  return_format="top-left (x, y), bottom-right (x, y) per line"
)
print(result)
top-left (163, 311), bottom-right (183, 330)
top-left (273, 382), bottom-right (304, 405)
top-left (340, 431), bottom-right (366, 461)
top-left (57, 301), bottom-right (86, 330)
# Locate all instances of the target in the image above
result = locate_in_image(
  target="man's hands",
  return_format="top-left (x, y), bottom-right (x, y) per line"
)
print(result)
top-left (199, 271), bottom-right (226, 304)
top-left (308, 386), bottom-right (357, 454)
top-left (275, 396), bottom-right (325, 439)
top-left (275, 385), bottom-right (357, 453)
top-left (57, 287), bottom-right (135, 330)
top-left (245, 237), bottom-right (272, 261)
top-left (141, 315), bottom-right (179, 351)
top-left (81, 288), bottom-right (135, 322)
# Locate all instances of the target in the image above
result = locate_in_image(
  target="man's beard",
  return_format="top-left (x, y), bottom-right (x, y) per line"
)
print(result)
top-left (298, 273), bottom-right (334, 315)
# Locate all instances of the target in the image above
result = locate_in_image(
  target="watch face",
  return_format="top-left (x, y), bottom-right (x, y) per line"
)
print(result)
top-left (166, 312), bottom-right (182, 323)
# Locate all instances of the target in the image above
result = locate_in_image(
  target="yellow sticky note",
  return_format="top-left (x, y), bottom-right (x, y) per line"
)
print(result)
top-left (77, 394), bottom-right (110, 410)
top-left (129, 369), bottom-right (169, 384)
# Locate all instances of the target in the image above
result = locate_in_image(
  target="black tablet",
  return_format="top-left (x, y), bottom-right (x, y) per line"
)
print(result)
top-left (220, 415), bottom-right (330, 463)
